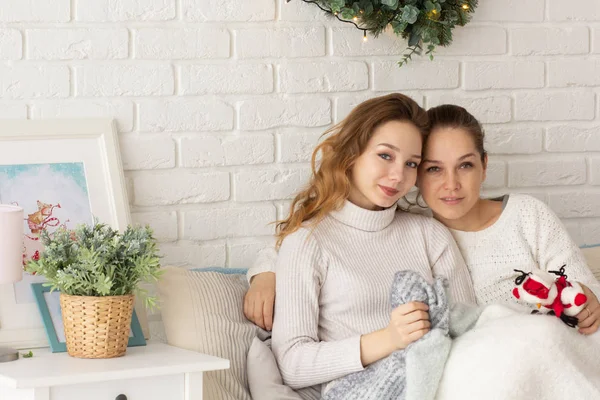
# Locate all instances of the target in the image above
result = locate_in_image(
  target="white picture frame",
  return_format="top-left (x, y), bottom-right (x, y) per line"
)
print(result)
top-left (0, 119), bottom-right (131, 349)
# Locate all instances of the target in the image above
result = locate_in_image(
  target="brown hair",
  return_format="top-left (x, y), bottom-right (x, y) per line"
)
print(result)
top-left (426, 104), bottom-right (486, 163)
top-left (275, 93), bottom-right (428, 248)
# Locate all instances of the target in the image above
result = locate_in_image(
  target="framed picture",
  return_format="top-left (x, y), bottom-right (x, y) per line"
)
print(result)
top-left (0, 119), bottom-right (135, 349)
top-left (31, 283), bottom-right (146, 353)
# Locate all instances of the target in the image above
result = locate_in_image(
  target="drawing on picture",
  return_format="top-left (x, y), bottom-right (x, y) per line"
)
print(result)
top-left (0, 162), bottom-right (93, 304)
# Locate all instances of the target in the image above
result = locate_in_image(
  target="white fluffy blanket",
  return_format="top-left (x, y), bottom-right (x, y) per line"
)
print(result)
top-left (436, 304), bottom-right (600, 400)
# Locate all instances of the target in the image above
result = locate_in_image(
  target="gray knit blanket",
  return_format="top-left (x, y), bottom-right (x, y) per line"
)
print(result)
top-left (321, 270), bottom-right (480, 400)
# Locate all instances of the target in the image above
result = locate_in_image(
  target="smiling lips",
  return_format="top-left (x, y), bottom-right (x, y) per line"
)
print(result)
top-left (440, 197), bottom-right (464, 205)
top-left (379, 185), bottom-right (399, 197)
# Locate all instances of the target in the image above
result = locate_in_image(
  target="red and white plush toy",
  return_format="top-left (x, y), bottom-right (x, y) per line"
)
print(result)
top-left (512, 266), bottom-right (588, 327)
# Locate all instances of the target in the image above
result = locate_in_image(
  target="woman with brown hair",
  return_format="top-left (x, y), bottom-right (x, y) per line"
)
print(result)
top-left (420, 104), bottom-right (600, 399)
top-left (263, 93), bottom-right (476, 392)
top-left (417, 104), bottom-right (600, 332)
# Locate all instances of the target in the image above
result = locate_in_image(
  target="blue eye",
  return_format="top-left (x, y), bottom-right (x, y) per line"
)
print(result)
top-left (378, 153), bottom-right (392, 161)
top-left (406, 161), bottom-right (418, 168)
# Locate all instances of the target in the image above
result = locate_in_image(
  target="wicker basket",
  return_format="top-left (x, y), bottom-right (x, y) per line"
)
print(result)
top-left (59, 293), bottom-right (134, 359)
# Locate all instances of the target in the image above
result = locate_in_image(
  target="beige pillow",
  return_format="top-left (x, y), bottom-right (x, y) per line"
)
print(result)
top-left (247, 337), bottom-right (307, 400)
top-left (247, 337), bottom-right (321, 400)
top-left (582, 246), bottom-right (600, 281)
top-left (157, 267), bottom-right (258, 400)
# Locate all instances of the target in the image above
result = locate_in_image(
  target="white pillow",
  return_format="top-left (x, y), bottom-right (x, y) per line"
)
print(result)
top-left (157, 267), bottom-right (258, 400)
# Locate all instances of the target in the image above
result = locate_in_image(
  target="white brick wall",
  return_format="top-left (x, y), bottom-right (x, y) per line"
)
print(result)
top-left (277, 129), bottom-right (322, 162)
top-left (547, 0), bottom-right (600, 21)
top-left (239, 96), bottom-right (331, 130)
top-left (508, 159), bottom-right (587, 187)
top-left (236, 26), bottom-right (326, 58)
top-left (120, 134), bottom-right (176, 170)
top-left (279, 61), bottom-right (368, 93)
top-left (514, 92), bottom-right (595, 121)
top-left (0, 0), bottom-right (70, 22)
top-left (374, 61), bottom-right (460, 90)
top-left (0, 102), bottom-right (27, 118)
top-left (76, 0), bottom-right (176, 22)
top-left (591, 157), bottom-right (600, 186)
top-left (485, 126), bottom-right (543, 154)
top-left (464, 62), bottom-right (544, 90)
top-left (75, 64), bottom-right (175, 96)
top-left (233, 166), bottom-right (311, 201)
top-left (510, 27), bottom-right (589, 56)
top-left (183, 205), bottom-right (276, 240)
top-left (180, 64), bottom-right (273, 94)
top-left (0, 66), bottom-right (70, 98)
top-left (27, 29), bottom-right (129, 60)
top-left (2, 0), bottom-right (599, 280)
top-left (135, 28), bottom-right (230, 59)
top-left (546, 126), bottom-right (600, 152)
top-left (31, 100), bottom-right (134, 131)
top-left (131, 211), bottom-right (178, 242)
top-left (138, 99), bottom-right (234, 131)
top-left (133, 171), bottom-right (230, 206)
top-left (475, 0), bottom-right (545, 22)
top-left (180, 133), bottom-right (274, 167)
top-left (0, 29), bottom-right (22, 60)
top-left (183, 0), bottom-right (276, 21)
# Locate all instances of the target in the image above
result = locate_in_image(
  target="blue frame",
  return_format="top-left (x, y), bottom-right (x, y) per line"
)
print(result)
top-left (31, 283), bottom-right (146, 353)
top-left (581, 244), bottom-right (600, 249)
top-left (191, 267), bottom-right (249, 274)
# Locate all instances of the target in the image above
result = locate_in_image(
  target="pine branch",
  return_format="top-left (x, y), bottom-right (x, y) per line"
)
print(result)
top-left (286, 0), bottom-right (478, 66)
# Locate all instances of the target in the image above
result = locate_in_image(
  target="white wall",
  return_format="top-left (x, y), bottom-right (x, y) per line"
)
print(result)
top-left (2, 0), bottom-right (600, 273)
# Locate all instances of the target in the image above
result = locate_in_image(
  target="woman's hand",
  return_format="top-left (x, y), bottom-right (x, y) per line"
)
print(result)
top-left (576, 284), bottom-right (600, 335)
top-left (359, 301), bottom-right (431, 367)
top-left (386, 301), bottom-right (431, 350)
top-left (244, 272), bottom-right (276, 331)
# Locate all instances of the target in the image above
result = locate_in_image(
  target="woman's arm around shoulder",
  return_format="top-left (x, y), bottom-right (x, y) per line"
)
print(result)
top-left (244, 245), bottom-right (278, 330)
top-left (426, 217), bottom-right (477, 305)
top-left (247, 245), bottom-right (278, 283)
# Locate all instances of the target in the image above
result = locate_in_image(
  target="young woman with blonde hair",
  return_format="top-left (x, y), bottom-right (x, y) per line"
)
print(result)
top-left (263, 93), bottom-right (476, 393)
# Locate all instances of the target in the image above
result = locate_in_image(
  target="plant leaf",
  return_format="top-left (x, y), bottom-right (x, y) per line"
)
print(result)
top-left (381, 0), bottom-right (399, 9)
top-left (401, 5), bottom-right (419, 24)
top-left (408, 31), bottom-right (421, 47)
top-left (329, 0), bottom-right (345, 13)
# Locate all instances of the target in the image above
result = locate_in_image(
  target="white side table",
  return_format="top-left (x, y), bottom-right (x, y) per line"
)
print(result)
top-left (0, 342), bottom-right (229, 400)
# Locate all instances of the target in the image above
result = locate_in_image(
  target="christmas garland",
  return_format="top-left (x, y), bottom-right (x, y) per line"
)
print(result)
top-left (289, 0), bottom-right (478, 66)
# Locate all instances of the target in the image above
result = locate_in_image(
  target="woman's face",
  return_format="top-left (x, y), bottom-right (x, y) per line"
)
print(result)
top-left (417, 127), bottom-right (487, 222)
top-left (348, 120), bottom-right (423, 210)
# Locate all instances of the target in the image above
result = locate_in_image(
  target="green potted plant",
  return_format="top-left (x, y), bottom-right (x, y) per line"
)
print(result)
top-left (26, 221), bottom-right (162, 359)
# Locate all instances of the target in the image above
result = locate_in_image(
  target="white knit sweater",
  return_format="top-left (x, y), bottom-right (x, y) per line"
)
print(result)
top-left (270, 201), bottom-right (476, 390)
top-left (450, 194), bottom-right (600, 308)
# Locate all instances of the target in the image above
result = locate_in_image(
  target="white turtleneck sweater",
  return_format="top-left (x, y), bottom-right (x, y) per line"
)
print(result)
top-left (271, 201), bottom-right (476, 390)
top-left (450, 194), bottom-right (600, 308)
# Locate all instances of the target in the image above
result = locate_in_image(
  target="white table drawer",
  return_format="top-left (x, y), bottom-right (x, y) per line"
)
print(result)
top-left (50, 374), bottom-right (184, 400)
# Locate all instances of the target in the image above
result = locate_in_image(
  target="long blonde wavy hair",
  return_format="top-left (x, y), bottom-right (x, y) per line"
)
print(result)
top-left (275, 93), bottom-right (429, 248)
